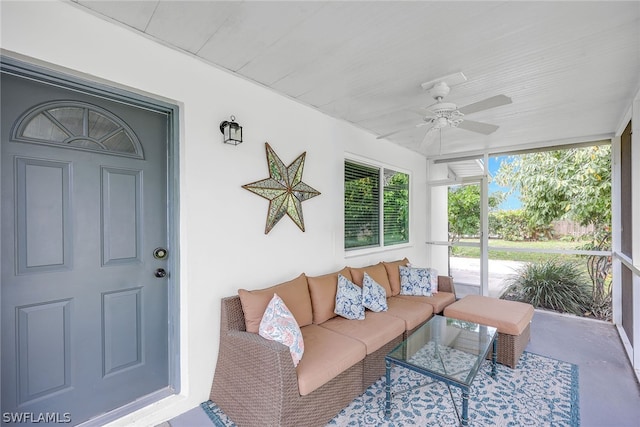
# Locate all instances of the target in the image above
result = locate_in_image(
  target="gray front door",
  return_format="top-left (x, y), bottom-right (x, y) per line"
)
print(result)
top-left (1, 70), bottom-right (170, 424)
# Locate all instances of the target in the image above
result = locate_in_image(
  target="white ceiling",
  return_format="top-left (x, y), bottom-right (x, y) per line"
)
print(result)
top-left (71, 1), bottom-right (640, 159)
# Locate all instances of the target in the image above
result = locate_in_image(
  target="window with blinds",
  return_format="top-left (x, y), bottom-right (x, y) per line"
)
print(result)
top-left (344, 160), bottom-right (409, 250)
top-left (383, 169), bottom-right (409, 246)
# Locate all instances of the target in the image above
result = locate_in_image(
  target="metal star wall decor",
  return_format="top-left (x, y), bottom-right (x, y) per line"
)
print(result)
top-left (242, 143), bottom-right (321, 234)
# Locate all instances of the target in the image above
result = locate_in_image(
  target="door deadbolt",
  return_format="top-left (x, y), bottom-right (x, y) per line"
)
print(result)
top-left (153, 247), bottom-right (168, 260)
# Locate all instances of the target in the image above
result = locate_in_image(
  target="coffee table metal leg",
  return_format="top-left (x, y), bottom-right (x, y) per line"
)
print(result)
top-left (385, 359), bottom-right (391, 418)
top-left (491, 336), bottom-right (498, 378)
top-left (461, 387), bottom-right (469, 426)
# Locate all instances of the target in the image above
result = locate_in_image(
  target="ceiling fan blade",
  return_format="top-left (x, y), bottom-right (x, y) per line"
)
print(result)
top-left (419, 131), bottom-right (432, 149)
top-left (457, 120), bottom-right (499, 135)
top-left (458, 95), bottom-right (512, 115)
top-left (376, 121), bottom-right (431, 139)
top-left (412, 101), bottom-right (438, 114)
top-left (408, 106), bottom-right (435, 118)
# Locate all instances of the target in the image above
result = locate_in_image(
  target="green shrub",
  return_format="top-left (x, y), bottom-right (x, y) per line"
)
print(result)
top-left (490, 209), bottom-right (531, 241)
top-left (489, 209), bottom-right (554, 241)
top-left (500, 260), bottom-right (590, 315)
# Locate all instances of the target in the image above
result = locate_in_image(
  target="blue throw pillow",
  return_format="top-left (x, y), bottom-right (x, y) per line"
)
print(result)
top-left (334, 274), bottom-right (365, 320)
top-left (399, 266), bottom-right (433, 296)
top-left (362, 273), bottom-right (388, 312)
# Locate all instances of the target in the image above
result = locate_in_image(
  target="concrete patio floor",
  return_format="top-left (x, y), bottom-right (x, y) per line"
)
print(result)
top-left (449, 256), bottom-right (526, 298)
top-left (529, 310), bottom-right (640, 427)
top-left (446, 257), bottom-right (640, 426)
top-left (167, 310), bottom-right (640, 427)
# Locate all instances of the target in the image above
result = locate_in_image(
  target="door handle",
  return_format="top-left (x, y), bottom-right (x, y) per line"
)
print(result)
top-left (154, 268), bottom-right (168, 278)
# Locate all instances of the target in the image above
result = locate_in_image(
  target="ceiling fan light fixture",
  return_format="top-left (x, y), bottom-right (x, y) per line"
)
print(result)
top-left (449, 117), bottom-right (463, 128)
top-left (436, 116), bottom-right (449, 128)
top-left (430, 102), bottom-right (459, 116)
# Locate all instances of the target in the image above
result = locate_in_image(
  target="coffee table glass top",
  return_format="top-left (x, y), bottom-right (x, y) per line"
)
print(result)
top-left (387, 315), bottom-right (497, 386)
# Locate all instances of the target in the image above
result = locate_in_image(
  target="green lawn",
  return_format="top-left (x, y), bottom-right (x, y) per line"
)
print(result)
top-left (452, 239), bottom-right (589, 263)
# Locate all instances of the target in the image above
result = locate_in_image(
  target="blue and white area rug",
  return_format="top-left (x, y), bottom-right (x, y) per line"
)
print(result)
top-left (201, 351), bottom-right (579, 426)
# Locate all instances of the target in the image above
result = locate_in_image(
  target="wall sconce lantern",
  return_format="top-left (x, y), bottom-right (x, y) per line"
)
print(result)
top-left (219, 115), bottom-right (243, 145)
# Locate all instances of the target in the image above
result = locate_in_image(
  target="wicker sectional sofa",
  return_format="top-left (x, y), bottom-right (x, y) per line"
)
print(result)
top-left (209, 258), bottom-right (456, 427)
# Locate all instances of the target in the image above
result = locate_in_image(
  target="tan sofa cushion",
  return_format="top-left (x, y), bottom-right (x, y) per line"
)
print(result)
top-left (382, 258), bottom-right (410, 296)
top-left (319, 312), bottom-right (405, 354)
top-left (349, 263), bottom-right (392, 297)
top-left (384, 297), bottom-right (433, 330)
top-left (238, 273), bottom-right (312, 334)
top-left (296, 324), bottom-right (366, 396)
top-left (443, 295), bottom-right (534, 336)
top-left (307, 268), bottom-right (353, 324)
top-left (396, 292), bottom-right (456, 313)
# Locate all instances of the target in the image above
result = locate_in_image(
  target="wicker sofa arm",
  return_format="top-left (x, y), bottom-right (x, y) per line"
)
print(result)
top-left (211, 328), bottom-right (301, 409)
top-left (224, 330), bottom-right (297, 385)
top-left (226, 329), bottom-right (291, 352)
top-left (438, 275), bottom-right (456, 296)
top-left (211, 298), bottom-right (301, 420)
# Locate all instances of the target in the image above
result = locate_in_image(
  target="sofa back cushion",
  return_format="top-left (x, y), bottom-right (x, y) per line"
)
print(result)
top-left (382, 258), bottom-right (410, 296)
top-left (238, 273), bottom-right (312, 334)
top-left (307, 268), bottom-right (352, 324)
top-left (349, 263), bottom-right (392, 297)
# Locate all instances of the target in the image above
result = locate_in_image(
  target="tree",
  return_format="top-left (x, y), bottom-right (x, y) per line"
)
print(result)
top-left (494, 145), bottom-right (612, 318)
top-left (383, 172), bottom-right (409, 244)
top-left (344, 173), bottom-right (379, 248)
top-left (490, 209), bottom-right (537, 241)
top-left (494, 146), bottom-right (611, 231)
top-left (448, 185), bottom-right (504, 242)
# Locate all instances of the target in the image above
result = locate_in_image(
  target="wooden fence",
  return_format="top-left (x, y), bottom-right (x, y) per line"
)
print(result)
top-left (552, 220), bottom-right (595, 237)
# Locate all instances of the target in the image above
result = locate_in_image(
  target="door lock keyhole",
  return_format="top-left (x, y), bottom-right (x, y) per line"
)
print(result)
top-left (153, 247), bottom-right (168, 260)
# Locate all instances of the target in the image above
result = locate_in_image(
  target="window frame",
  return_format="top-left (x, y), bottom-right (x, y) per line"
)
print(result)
top-left (11, 100), bottom-right (144, 158)
top-left (344, 156), bottom-right (411, 256)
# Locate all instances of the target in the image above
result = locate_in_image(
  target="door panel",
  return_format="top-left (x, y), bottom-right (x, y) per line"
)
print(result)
top-left (16, 158), bottom-right (72, 273)
top-left (17, 299), bottom-right (72, 404)
top-left (102, 288), bottom-right (142, 376)
top-left (1, 70), bottom-right (170, 424)
top-left (101, 167), bottom-right (142, 265)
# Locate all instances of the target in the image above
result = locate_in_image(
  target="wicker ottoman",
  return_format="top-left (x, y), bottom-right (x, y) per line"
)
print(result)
top-left (443, 295), bottom-right (534, 368)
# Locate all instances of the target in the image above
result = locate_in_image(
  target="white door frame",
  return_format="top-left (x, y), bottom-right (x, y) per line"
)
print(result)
top-left (427, 171), bottom-right (489, 296)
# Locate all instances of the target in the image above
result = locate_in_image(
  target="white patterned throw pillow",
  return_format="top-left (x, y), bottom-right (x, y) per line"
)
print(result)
top-left (334, 274), bottom-right (365, 320)
top-left (399, 266), bottom-right (435, 296)
top-left (362, 273), bottom-right (388, 312)
top-left (259, 293), bottom-right (304, 367)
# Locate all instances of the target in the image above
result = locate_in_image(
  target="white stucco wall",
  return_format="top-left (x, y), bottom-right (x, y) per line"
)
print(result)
top-left (0, 1), bottom-right (429, 424)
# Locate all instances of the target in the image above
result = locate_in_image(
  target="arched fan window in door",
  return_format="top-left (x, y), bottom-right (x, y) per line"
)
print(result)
top-left (11, 101), bottom-right (144, 158)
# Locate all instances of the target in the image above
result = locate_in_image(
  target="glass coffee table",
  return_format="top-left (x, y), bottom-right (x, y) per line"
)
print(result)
top-left (385, 315), bottom-right (497, 426)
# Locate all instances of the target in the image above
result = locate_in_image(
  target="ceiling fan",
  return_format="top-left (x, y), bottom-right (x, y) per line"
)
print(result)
top-left (376, 79), bottom-right (512, 140)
